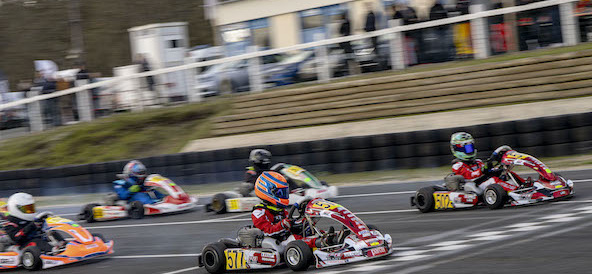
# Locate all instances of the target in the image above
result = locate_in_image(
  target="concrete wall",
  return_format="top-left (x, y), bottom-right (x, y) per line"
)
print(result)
top-left (270, 13), bottom-right (301, 48)
top-left (216, 0), bottom-right (352, 25)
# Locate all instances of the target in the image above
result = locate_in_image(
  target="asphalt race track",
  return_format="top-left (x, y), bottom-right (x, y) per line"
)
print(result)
top-left (20, 169), bottom-right (592, 274)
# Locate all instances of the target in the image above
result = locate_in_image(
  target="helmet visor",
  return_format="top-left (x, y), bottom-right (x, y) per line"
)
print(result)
top-left (274, 187), bottom-right (289, 200)
top-left (17, 203), bottom-right (35, 214)
top-left (454, 143), bottom-right (475, 154)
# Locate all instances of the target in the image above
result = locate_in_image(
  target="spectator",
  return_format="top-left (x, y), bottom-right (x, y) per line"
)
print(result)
top-left (338, 12), bottom-right (358, 75)
top-left (134, 54), bottom-right (155, 92)
top-left (339, 12), bottom-right (353, 56)
top-left (392, 3), bottom-right (418, 26)
top-left (392, 3), bottom-right (419, 65)
top-left (32, 70), bottom-right (60, 127)
top-left (364, 2), bottom-right (379, 51)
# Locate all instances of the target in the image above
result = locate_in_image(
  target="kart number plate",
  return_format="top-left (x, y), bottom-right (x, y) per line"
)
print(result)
top-left (227, 199), bottom-right (240, 211)
top-left (93, 207), bottom-right (104, 219)
top-left (433, 193), bottom-right (454, 210)
top-left (225, 249), bottom-right (247, 270)
top-left (312, 200), bottom-right (341, 210)
top-left (285, 166), bottom-right (304, 175)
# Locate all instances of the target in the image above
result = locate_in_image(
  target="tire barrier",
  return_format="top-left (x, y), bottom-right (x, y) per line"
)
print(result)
top-left (1, 112), bottom-right (591, 196)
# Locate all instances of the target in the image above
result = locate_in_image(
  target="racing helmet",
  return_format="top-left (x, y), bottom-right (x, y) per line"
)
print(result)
top-left (7, 192), bottom-right (36, 221)
top-left (450, 132), bottom-right (477, 161)
top-left (123, 160), bottom-right (148, 184)
top-left (254, 171), bottom-right (290, 208)
top-left (249, 149), bottom-right (272, 169)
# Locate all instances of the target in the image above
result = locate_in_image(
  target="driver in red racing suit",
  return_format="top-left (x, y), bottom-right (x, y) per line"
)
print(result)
top-left (445, 132), bottom-right (488, 194)
top-left (251, 171), bottom-right (319, 248)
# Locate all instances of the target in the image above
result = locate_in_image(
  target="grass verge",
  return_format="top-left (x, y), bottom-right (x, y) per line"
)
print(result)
top-left (0, 99), bottom-right (231, 170)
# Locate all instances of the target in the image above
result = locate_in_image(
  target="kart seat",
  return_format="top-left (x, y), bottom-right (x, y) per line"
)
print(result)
top-left (0, 235), bottom-right (14, 252)
top-left (237, 226), bottom-right (263, 248)
top-left (219, 238), bottom-right (242, 248)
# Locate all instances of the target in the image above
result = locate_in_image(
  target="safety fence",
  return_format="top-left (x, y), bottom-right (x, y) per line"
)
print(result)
top-left (1, 112), bottom-right (590, 196)
top-left (0, 0), bottom-right (583, 134)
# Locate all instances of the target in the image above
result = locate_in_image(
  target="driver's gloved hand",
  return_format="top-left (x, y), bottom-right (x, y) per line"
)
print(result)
top-left (129, 185), bottom-right (141, 193)
top-left (280, 219), bottom-right (292, 229)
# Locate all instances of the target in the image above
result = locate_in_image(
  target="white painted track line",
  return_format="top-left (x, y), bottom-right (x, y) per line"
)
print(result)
top-left (335, 191), bottom-right (415, 198)
top-left (161, 266), bottom-right (201, 274)
top-left (113, 254), bottom-right (200, 259)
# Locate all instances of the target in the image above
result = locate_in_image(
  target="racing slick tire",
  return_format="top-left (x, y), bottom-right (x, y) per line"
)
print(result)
top-left (284, 240), bottom-right (313, 271)
top-left (21, 246), bottom-right (42, 270)
top-left (129, 201), bottom-right (145, 219)
top-left (80, 203), bottom-right (101, 223)
top-left (211, 193), bottom-right (228, 214)
top-left (484, 184), bottom-right (508, 210)
top-left (202, 242), bottom-right (227, 274)
top-left (415, 187), bottom-right (435, 213)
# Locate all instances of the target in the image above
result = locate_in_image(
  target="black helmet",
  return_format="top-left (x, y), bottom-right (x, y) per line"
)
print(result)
top-left (249, 149), bottom-right (272, 169)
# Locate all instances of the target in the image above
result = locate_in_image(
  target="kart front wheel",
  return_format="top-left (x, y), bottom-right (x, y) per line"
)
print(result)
top-left (21, 246), bottom-right (42, 270)
top-left (284, 240), bottom-right (313, 271)
top-left (129, 201), bottom-right (145, 219)
top-left (202, 242), bottom-right (226, 274)
top-left (484, 184), bottom-right (508, 210)
top-left (80, 203), bottom-right (100, 223)
top-left (415, 187), bottom-right (435, 213)
top-left (211, 193), bottom-right (228, 214)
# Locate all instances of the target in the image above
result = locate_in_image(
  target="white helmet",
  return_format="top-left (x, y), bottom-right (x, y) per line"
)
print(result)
top-left (7, 192), bottom-right (36, 221)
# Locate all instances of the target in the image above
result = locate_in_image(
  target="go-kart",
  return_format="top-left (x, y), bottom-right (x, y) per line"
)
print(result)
top-left (79, 174), bottom-right (198, 222)
top-left (198, 198), bottom-right (393, 273)
top-left (411, 146), bottom-right (574, 212)
top-left (0, 214), bottom-right (113, 270)
top-left (207, 164), bottom-right (338, 214)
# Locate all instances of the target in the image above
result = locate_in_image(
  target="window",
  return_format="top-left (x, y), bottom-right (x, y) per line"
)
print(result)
top-left (220, 18), bottom-right (270, 56)
top-left (168, 39), bottom-right (181, 48)
top-left (300, 5), bottom-right (346, 43)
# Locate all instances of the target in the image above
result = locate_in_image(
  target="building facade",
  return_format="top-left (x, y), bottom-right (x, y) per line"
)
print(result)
top-left (210, 0), bottom-right (458, 55)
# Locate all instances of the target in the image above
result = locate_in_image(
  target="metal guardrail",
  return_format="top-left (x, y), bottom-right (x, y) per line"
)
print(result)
top-left (0, 0), bottom-right (580, 129)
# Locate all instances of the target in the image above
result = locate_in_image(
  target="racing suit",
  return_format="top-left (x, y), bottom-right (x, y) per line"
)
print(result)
top-left (251, 204), bottom-right (316, 248)
top-left (451, 159), bottom-right (485, 180)
top-left (3, 215), bottom-right (52, 252)
top-left (113, 178), bottom-right (164, 204)
top-left (445, 159), bottom-right (486, 193)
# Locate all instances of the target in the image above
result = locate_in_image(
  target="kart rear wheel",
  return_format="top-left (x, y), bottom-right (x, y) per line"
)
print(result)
top-left (80, 203), bottom-right (100, 223)
top-left (415, 187), bottom-right (435, 213)
top-left (202, 242), bottom-right (226, 274)
top-left (129, 201), bottom-right (145, 219)
top-left (484, 184), bottom-right (508, 210)
top-left (211, 193), bottom-right (228, 214)
top-left (21, 246), bottom-right (42, 270)
top-left (284, 240), bottom-right (313, 271)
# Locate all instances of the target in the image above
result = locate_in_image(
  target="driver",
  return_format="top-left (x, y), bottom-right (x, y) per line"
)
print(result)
top-left (245, 149), bottom-right (273, 185)
top-left (3, 193), bottom-right (58, 252)
top-left (241, 149), bottom-right (274, 196)
top-left (445, 132), bottom-right (487, 194)
top-left (251, 171), bottom-right (317, 248)
top-left (113, 160), bottom-right (164, 204)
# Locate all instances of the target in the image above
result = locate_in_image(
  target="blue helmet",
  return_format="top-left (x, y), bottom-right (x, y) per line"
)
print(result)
top-left (123, 160), bottom-right (148, 184)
